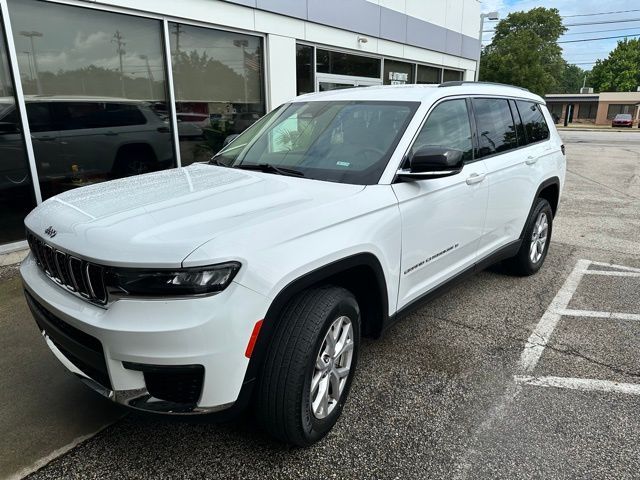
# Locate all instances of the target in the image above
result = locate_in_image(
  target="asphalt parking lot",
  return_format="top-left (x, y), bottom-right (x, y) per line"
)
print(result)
top-left (1, 130), bottom-right (640, 479)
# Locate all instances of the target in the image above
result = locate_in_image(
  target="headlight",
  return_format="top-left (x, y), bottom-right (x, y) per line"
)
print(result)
top-left (108, 262), bottom-right (241, 296)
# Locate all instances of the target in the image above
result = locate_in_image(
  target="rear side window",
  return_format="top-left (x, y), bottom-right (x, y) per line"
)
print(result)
top-left (516, 101), bottom-right (550, 144)
top-left (412, 99), bottom-right (473, 161)
top-left (56, 102), bottom-right (148, 131)
top-left (472, 98), bottom-right (518, 157)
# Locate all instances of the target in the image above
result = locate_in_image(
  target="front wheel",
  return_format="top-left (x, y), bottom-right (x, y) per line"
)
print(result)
top-left (255, 286), bottom-right (360, 446)
top-left (504, 198), bottom-right (553, 276)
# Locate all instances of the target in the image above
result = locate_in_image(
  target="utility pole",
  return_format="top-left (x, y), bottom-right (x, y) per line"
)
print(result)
top-left (112, 30), bottom-right (126, 97)
top-left (476, 12), bottom-right (499, 82)
top-left (139, 54), bottom-right (155, 99)
top-left (234, 39), bottom-right (249, 101)
top-left (20, 31), bottom-right (43, 94)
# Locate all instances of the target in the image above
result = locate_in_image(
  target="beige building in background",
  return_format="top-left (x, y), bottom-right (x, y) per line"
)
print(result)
top-left (546, 91), bottom-right (640, 127)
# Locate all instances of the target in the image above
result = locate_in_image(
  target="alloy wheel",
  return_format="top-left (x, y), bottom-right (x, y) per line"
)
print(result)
top-left (310, 316), bottom-right (354, 419)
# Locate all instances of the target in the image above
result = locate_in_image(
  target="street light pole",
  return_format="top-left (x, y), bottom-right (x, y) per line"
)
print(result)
top-left (476, 12), bottom-right (499, 81)
top-left (20, 31), bottom-right (43, 94)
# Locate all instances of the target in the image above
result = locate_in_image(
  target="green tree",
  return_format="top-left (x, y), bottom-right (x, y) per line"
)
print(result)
top-left (589, 38), bottom-right (640, 92)
top-left (558, 63), bottom-right (587, 94)
top-left (480, 7), bottom-right (566, 96)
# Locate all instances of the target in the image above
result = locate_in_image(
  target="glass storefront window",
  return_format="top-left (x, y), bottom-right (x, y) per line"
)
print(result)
top-left (9, 0), bottom-right (175, 200)
top-left (169, 23), bottom-right (265, 165)
top-left (296, 44), bottom-right (314, 95)
top-left (443, 69), bottom-right (463, 82)
top-left (316, 49), bottom-right (380, 79)
top-left (416, 65), bottom-right (441, 84)
top-left (383, 60), bottom-right (414, 85)
top-left (0, 12), bottom-right (36, 243)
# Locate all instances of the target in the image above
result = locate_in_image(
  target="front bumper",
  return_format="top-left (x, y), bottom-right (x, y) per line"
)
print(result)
top-left (20, 255), bottom-right (268, 414)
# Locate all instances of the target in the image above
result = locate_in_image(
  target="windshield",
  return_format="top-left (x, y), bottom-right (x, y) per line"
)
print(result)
top-left (213, 101), bottom-right (419, 185)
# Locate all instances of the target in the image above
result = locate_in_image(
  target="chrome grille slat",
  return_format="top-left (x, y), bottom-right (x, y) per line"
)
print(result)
top-left (26, 232), bottom-right (107, 305)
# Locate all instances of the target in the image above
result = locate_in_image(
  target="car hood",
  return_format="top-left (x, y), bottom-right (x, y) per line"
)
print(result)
top-left (25, 164), bottom-right (365, 267)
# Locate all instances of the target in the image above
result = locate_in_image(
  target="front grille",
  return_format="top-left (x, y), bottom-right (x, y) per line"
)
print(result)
top-left (27, 232), bottom-right (108, 305)
top-left (124, 362), bottom-right (205, 405)
top-left (25, 291), bottom-right (112, 389)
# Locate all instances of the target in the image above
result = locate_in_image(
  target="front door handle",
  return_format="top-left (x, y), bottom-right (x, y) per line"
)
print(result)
top-left (525, 155), bottom-right (539, 165)
top-left (466, 173), bottom-right (486, 185)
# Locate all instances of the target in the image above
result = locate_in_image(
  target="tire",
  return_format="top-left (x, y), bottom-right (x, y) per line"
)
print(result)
top-left (255, 286), bottom-right (360, 446)
top-left (504, 198), bottom-right (553, 276)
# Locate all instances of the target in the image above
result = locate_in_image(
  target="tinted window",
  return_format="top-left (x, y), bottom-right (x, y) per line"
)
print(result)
top-left (510, 100), bottom-right (526, 147)
top-left (473, 98), bottom-right (518, 157)
top-left (169, 22), bottom-right (266, 165)
top-left (316, 49), bottom-right (380, 78)
top-left (516, 101), bottom-right (549, 144)
top-left (57, 102), bottom-right (147, 130)
top-left (443, 69), bottom-right (463, 82)
top-left (416, 65), bottom-right (441, 84)
top-left (10, 0), bottom-right (175, 199)
top-left (0, 10), bottom-right (36, 244)
top-left (296, 44), bottom-right (314, 95)
top-left (607, 104), bottom-right (634, 119)
top-left (412, 99), bottom-right (473, 161)
top-left (25, 103), bottom-right (55, 132)
top-left (215, 101), bottom-right (418, 185)
top-left (384, 60), bottom-right (414, 85)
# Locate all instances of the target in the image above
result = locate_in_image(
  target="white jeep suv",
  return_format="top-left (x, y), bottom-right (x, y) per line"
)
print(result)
top-left (21, 82), bottom-right (565, 446)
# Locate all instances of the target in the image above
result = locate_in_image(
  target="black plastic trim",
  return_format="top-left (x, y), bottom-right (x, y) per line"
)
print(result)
top-left (388, 239), bottom-right (522, 325)
top-left (24, 290), bottom-right (111, 389)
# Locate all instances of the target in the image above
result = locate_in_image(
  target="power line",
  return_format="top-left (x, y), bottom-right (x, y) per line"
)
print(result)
top-left (565, 18), bottom-right (640, 27)
top-left (563, 26), bottom-right (640, 36)
top-left (559, 32), bottom-right (640, 43)
top-left (562, 9), bottom-right (640, 18)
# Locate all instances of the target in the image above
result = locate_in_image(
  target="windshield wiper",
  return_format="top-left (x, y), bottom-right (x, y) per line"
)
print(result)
top-left (235, 163), bottom-right (305, 177)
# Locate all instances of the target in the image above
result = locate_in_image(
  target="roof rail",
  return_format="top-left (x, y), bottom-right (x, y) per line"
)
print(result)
top-left (439, 81), bottom-right (530, 92)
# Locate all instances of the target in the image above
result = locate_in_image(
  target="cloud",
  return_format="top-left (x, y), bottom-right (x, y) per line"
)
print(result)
top-left (73, 31), bottom-right (110, 51)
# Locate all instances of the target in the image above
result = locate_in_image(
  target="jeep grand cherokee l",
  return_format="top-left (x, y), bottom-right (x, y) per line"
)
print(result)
top-left (21, 82), bottom-right (566, 446)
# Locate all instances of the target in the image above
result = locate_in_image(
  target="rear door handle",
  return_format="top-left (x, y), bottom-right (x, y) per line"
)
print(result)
top-left (466, 173), bottom-right (486, 185)
top-left (525, 155), bottom-right (539, 165)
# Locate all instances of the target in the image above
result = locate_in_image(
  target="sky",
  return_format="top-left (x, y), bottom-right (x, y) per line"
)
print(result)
top-left (480, 0), bottom-right (640, 71)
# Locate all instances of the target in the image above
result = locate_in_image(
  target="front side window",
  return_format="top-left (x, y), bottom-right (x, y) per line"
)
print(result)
top-left (516, 101), bottom-right (550, 144)
top-left (215, 101), bottom-right (418, 185)
top-left (473, 98), bottom-right (518, 157)
top-left (411, 99), bottom-right (473, 161)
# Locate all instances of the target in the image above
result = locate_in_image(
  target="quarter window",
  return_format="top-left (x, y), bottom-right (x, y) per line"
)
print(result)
top-left (516, 101), bottom-right (550, 144)
top-left (412, 99), bottom-right (473, 161)
top-left (472, 98), bottom-right (518, 157)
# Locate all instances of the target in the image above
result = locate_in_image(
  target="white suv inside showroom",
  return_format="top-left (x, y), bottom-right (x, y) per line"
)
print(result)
top-left (21, 82), bottom-right (566, 446)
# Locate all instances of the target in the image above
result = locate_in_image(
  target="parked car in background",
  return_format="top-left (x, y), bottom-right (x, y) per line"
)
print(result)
top-left (21, 82), bottom-right (566, 446)
top-left (612, 113), bottom-right (633, 128)
top-left (0, 96), bottom-right (175, 195)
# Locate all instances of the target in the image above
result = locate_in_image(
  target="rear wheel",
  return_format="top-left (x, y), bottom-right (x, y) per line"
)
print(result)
top-left (255, 286), bottom-right (360, 446)
top-left (504, 198), bottom-right (553, 276)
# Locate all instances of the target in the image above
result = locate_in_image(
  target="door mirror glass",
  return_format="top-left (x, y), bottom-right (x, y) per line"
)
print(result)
top-left (397, 146), bottom-right (463, 181)
top-left (411, 146), bottom-right (464, 172)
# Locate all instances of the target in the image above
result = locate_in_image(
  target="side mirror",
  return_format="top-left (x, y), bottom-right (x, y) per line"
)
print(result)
top-left (397, 146), bottom-right (464, 181)
top-left (0, 122), bottom-right (19, 134)
top-left (223, 134), bottom-right (239, 147)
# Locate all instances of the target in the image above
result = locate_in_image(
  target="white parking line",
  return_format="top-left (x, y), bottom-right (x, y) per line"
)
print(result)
top-left (555, 308), bottom-right (640, 321)
top-left (584, 270), bottom-right (640, 277)
top-left (518, 259), bottom-right (591, 373)
top-left (514, 375), bottom-right (640, 396)
top-left (589, 261), bottom-right (640, 273)
top-left (516, 258), bottom-right (640, 397)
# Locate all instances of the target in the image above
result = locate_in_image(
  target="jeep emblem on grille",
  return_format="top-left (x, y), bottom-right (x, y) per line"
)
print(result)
top-left (44, 226), bottom-right (57, 238)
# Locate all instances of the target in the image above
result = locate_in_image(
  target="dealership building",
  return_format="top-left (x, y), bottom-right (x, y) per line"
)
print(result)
top-left (0, 0), bottom-right (481, 250)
